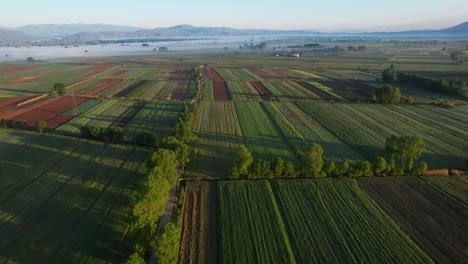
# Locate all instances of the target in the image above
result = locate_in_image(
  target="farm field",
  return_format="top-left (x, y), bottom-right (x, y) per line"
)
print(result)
top-left (423, 175), bottom-right (468, 205)
top-left (178, 181), bottom-right (217, 264)
top-left (179, 179), bottom-right (433, 263)
top-left (359, 177), bottom-right (468, 264)
top-left (0, 129), bottom-right (151, 263)
top-left (0, 45), bottom-right (467, 263)
top-left (188, 101), bottom-right (244, 177)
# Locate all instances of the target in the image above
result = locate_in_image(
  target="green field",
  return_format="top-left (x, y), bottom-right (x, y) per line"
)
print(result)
top-left (0, 129), bottom-right (150, 263)
top-left (188, 101), bottom-right (244, 177)
top-left (182, 179), bottom-right (433, 263)
top-left (0, 44), bottom-right (467, 263)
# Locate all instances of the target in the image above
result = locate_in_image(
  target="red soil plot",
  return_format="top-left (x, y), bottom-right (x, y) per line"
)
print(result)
top-left (213, 81), bottom-right (229, 101)
top-left (103, 70), bottom-right (126, 78)
top-left (169, 69), bottom-right (191, 80)
top-left (0, 95), bottom-right (42, 111)
top-left (0, 97), bottom-right (57, 120)
top-left (79, 64), bottom-right (114, 78)
top-left (246, 68), bottom-right (272, 79)
top-left (7, 72), bottom-right (53, 83)
top-left (6, 96), bottom-right (88, 129)
top-left (250, 81), bottom-right (272, 100)
top-left (0, 65), bottom-right (34, 75)
top-left (172, 82), bottom-right (191, 100)
top-left (202, 68), bottom-right (223, 81)
top-left (82, 79), bottom-right (122, 96)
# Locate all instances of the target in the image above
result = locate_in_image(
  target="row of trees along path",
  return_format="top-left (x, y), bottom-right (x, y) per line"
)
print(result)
top-left (149, 69), bottom-right (202, 264)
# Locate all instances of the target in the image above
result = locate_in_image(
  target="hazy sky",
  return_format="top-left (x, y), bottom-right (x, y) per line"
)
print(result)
top-left (2, 0), bottom-right (468, 32)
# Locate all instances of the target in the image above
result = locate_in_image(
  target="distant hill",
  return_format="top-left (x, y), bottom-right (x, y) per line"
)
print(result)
top-left (440, 21), bottom-right (468, 33)
top-left (62, 24), bottom-right (320, 41)
top-left (0, 29), bottom-right (36, 43)
top-left (1, 21), bottom-right (467, 43)
top-left (15, 24), bottom-right (145, 38)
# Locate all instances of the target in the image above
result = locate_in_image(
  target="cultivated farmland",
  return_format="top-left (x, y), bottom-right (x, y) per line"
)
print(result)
top-left (359, 177), bottom-right (468, 263)
top-left (0, 129), bottom-right (150, 263)
top-left (179, 179), bottom-right (433, 263)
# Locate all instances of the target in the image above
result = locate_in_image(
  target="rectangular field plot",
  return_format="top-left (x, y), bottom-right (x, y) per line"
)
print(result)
top-left (123, 101), bottom-right (183, 139)
top-left (0, 130), bottom-right (150, 263)
top-left (217, 181), bottom-right (296, 264)
top-left (178, 182), bottom-right (217, 264)
top-left (235, 102), bottom-right (297, 162)
top-left (188, 102), bottom-right (243, 177)
top-left (359, 177), bottom-right (468, 264)
top-left (215, 68), bottom-right (261, 81)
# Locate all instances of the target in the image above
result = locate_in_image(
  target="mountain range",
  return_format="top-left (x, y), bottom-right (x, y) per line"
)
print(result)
top-left (0, 22), bottom-right (467, 43)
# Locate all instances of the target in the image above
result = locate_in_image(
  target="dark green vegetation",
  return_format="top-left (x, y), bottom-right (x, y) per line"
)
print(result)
top-left (0, 129), bottom-right (150, 263)
top-left (180, 179), bottom-right (434, 263)
top-left (0, 42), bottom-right (467, 263)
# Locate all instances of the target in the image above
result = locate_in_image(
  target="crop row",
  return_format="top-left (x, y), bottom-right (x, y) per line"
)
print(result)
top-left (123, 101), bottom-right (183, 139)
top-left (182, 179), bottom-right (432, 263)
top-left (55, 99), bottom-right (119, 135)
top-left (359, 177), bottom-right (468, 263)
top-left (188, 102), bottom-right (244, 177)
top-left (235, 102), bottom-right (296, 162)
top-left (215, 68), bottom-right (261, 81)
top-left (0, 130), bottom-right (150, 262)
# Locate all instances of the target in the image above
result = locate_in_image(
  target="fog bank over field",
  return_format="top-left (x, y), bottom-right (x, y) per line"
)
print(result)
top-left (0, 37), bottom-right (256, 63)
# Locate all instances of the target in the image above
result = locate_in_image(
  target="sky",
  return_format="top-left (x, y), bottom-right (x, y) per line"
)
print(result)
top-left (2, 0), bottom-right (468, 32)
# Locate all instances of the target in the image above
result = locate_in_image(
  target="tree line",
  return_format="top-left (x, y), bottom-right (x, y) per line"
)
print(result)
top-left (231, 135), bottom-right (428, 179)
top-left (126, 98), bottom-right (200, 263)
top-left (397, 72), bottom-right (467, 99)
top-left (381, 64), bottom-right (467, 100)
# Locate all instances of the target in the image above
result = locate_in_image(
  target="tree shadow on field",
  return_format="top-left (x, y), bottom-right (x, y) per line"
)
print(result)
top-left (0, 130), bottom-right (145, 263)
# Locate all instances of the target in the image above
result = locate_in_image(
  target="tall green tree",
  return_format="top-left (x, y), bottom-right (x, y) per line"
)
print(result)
top-left (231, 145), bottom-right (254, 179)
top-left (270, 157), bottom-right (285, 177)
top-left (156, 222), bottom-right (181, 264)
top-left (35, 120), bottom-right (47, 133)
top-left (302, 143), bottom-right (324, 177)
top-left (385, 135), bottom-right (425, 173)
top-left (373, 156), bottom-right (387, 176)
top-left (53, 82), bottom-right (67, 95)
top-left (381, 65), bottom-right (395, 82)
top-left (375, 85), bottom-right (401, 104)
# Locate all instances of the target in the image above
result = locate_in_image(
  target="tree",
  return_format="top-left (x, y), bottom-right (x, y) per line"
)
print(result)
top-left (270, 157), bottom-right (285, 177)
top-left (125, 253), bottom-right (146, 264)
top-left (351, 160), bottom-right (373, 177)
top-left (451, 51), bottom-right (464, 64)
top-left (375, 85), bottom-right (401, 104)
top-left (248, 159), bottom-right (271, 179)
top-left (385, 135), bottom-right (425, 173)
top-left (156, 222), bottom-right (181, 264)
top-left (35, 120), bottom-right (47, 133)
top-left (302, 143), bottom-right (324, 177)
top-left (90, 126), bottom-right (102, 139)
top-left (53, 82), bottom-right (66, 96)
top-left (231, 145), bottom-right (253, 178)
top-left (134, 131), bottom-right (158, 146)
top-left (112, 126), bottom-right (124, 142)
top-left (413, 161), bottom-right (428, 176)
top-left (324, 161), bottom-right (336, 177)
top-left (381, 65), bottom-right (395, 82)
top-left (27, 57), bottom-right (34, 62)
top-left (373, 156), bottom-right (387, 176)
top-left (282, 161), bottom-right (296, 178)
